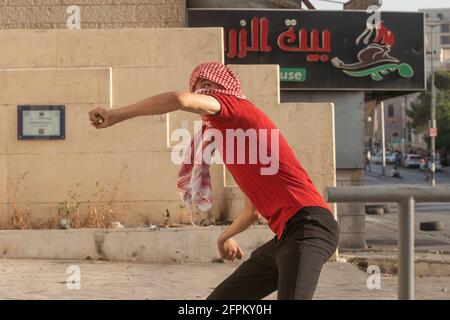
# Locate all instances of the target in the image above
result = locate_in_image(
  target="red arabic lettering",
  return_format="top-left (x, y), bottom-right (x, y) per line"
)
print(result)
top-left (277, 27), bottom-right (331, 53)
top-left (238, 28), bottom-right (248, 58)
top-left (227, 29), bottom-right (237, 58)
top-left (260, 17), bottom-right (271, 52)
top-left (226, 17), bottom-right (272, 59)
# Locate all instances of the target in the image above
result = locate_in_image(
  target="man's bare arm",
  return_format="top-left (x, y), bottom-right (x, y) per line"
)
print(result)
top-left (88, 91), bottom-right (220, 129)
top-left (218, 195), bottom-right (259, 244)
top-left (217, 194), bottom-right (260, 261)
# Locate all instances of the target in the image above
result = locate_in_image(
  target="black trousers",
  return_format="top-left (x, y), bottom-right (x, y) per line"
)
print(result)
top-left (207, 206), bottom-right (340, 300)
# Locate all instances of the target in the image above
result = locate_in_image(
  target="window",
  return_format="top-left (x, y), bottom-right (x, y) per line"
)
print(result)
top-left (442, 24), bottom-right (450, 33)
top-left (437, 13), bottom-right (444, 20)
top-left (442, 36), bottom-right (450, 45)
top-left (388, 104), bottom-right (394, 118)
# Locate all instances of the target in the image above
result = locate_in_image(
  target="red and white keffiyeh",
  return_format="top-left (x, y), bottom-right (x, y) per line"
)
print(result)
top-left (176, 62), bottom-right (244, 211)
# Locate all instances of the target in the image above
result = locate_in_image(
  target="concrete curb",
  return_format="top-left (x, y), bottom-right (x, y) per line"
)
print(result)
top-left (0, 226), bottom-right (275, 263)
top-left (340, 251), bottom-right (450, 276)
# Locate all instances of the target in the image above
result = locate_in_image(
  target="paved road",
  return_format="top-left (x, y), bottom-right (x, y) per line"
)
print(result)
top-left (365, 206), bottom-right (450, 251)
top-left (363, 164), bottom-right (450, 252)
top-left (365, 164), bottom-right (450, 186)
top-left (0, 259), bottom-right (448, 300)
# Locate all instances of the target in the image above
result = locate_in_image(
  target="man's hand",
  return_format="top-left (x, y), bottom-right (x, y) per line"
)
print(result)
top-left (88, 107), bottom-right (117, 129)
top-left (215, 194), bottom-right (257, 261)
top-left (217, 237), bottom-right (244, 261)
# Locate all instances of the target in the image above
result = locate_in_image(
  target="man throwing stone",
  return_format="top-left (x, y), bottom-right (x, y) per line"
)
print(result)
top-left (88, 62), bottom-right (339, 300)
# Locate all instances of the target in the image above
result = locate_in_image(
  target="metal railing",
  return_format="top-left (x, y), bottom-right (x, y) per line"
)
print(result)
top-left (326, 186), bottom-right (450, 300)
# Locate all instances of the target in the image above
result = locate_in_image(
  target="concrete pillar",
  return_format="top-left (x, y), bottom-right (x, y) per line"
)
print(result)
top-left (281, 91), bottom-right (367, 249)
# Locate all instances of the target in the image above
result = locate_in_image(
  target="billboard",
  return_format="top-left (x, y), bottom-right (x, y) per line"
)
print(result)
top-left (188, 9), bottom-right (426, 92)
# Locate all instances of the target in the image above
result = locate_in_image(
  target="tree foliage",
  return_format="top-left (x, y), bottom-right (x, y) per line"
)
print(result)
top-left (407, 71), bottom-right (450, 163)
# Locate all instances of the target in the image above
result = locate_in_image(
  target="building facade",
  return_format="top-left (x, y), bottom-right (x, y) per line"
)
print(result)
top-left (2, 0), bottom-right (425, 249)
top-left (420, 8), bottom-right (450, 72)
top-left (372, 94), bottom-right (427, 154)
top-left (369, 8), bottom-right (450, 155)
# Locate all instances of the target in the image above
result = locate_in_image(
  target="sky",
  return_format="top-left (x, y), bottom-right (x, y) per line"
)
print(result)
top-left (310, 0), bottom-right (450, 11)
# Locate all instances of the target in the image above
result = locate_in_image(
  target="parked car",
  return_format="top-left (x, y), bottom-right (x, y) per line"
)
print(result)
top-left (372, 151), bottom-right (396, 164)
top-left (403, 154), bottom-right (422, 168)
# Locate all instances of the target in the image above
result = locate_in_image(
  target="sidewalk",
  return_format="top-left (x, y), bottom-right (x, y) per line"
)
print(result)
top-left (0, 258), bottom-right (448, 300)
top-left (0, 259), bottom-right (390, 300)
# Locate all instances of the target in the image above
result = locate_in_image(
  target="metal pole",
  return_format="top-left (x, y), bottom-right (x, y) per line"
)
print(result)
top-left (325, 186), bottom-right (450, 300)
top-left (326, 186), bottom-right (450, 203)
top-left (402, 96), bottom-right (407, 155)
top-left (398, 196), bottom-right (415, 300)
top-left (380, 101), bottom-right (386, 176)
top-left (430, 25), bottom-right (437, 187)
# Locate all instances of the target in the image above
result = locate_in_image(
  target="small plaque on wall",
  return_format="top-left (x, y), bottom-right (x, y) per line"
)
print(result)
top-left (18, 105), bottom-right (65, 140)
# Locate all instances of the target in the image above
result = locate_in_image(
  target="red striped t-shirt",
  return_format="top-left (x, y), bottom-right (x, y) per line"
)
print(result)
top-left (205, 93), bottom-right (332, 239)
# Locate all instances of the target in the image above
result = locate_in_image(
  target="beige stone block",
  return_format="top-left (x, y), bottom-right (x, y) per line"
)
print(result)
top-left (0, 155), bottom-right (6, 203)
top-left (293, 144), bottom-right (335, 176)
top-left (149, 199), bottom-right (223, 226)
top-left (278, 103), bottom-right (334, 145)
top-left (136, 5), bottom-right (178, 23)
top-left (18, 201), bottom-right (151, 229)
top-left (0, 68), bottom-right (110, 105)
top-left (60, 0), bottom-right (112, 5)
top-left (0, 28), bottom-right (223, 68)
top-left (293, 144), bottom-right (335, 196)
top-left (132, 21), bottom-right (185, 28)
top-left (23, 0), bottom-right (61, 5)
top-left (136, 200), bottom-right (180, 226)
top-left (112, 66), bottom-right (192, 107)
top-left (79, 5), bottom-right (136, 23)
top-left (6, 151), bottom-right (185, 203)
top-left (55, 28), bottom-right (223, 68)
top-left (4, 198), bottom-right (228, 229)
top-left (0, 204), bottom-right (7, 229)
top-left (2, 200), bottom-right (152, 230)
top-left (0, 104), bottom-right (6, 155)
top-left (0, 72), bottom-right (4, 103)
top-left (3, 104), bottom-right (168, 154)
top-left (230, 64), bottom-right (280, 100)
top-left (16, 6), bottom-right (68, 24)
top-left (7, 200), bottom-right (150, 230)
top-left (0, 23), bottom-right (56, 30)
top-left (12, 202), bottom-right (58, 230)
top-left (0, 30), bottom-right (57, 68)
top-left (54, 30), bottom-right (118, 68)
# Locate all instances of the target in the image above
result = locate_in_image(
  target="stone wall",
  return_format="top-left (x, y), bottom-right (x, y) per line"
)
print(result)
top-left (0, 27), bottom-right (336, 230)
top-left (0, 0), bottom-right (185, 29)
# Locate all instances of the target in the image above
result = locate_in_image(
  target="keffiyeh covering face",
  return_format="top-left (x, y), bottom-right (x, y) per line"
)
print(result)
top-left (176, 62), bottom-right (244, 211)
